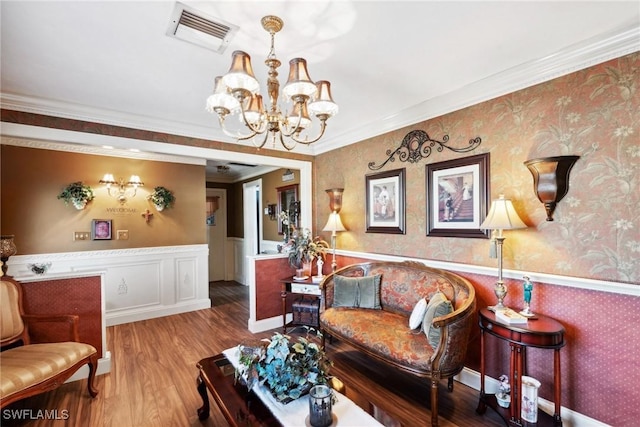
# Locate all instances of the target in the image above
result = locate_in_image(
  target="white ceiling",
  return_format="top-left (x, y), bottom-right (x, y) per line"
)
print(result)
top-left (1, 1), bottom-right (639, 181)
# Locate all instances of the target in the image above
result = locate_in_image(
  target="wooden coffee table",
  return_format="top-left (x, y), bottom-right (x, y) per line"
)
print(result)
top-left (196, 353), bottom-right (374, 427)
top-left (196, 353), bottom-right (280, 426)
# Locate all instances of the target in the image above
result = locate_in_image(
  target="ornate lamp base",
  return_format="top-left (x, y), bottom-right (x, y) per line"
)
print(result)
top-left (488, 282), bottom-right (508, 312)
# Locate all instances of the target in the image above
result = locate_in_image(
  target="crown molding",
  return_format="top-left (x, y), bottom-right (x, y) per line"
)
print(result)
top-left (0, 93), bottom-right (313, 155)
top-left (312, 24), bottom-right (640, 155)
top-left (0, 133), bottom-right (205, 166)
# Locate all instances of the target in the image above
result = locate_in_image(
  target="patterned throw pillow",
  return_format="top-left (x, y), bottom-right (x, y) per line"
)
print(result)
top-left (333, 274), bottom-right (382, 309)
top-left (409, 298), bottom-right (428, 329)
top-left (423, 291), bottom-right (453, 348)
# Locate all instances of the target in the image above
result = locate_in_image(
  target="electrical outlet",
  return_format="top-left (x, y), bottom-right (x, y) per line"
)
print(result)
top-left (73, 231), bottom-right (90, 241)
top-left (117, 230), bottom-right (129, 240)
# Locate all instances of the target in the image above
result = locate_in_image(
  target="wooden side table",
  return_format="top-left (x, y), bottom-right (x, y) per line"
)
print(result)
top-left (280, 277), bottom-right (321, 333)
top-left (476, 308), bottom-right (565, 427)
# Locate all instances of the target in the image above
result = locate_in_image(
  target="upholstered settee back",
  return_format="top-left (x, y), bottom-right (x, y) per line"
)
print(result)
top-left (320, 261), bottom-right (473, 316)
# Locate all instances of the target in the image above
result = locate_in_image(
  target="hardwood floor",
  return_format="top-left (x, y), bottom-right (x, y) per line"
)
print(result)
top-left (3, 281), bottom-right (504, 427)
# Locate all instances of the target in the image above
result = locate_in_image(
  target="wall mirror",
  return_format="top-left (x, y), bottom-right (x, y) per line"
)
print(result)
top-left (277, 184), bottom-right (299, 234)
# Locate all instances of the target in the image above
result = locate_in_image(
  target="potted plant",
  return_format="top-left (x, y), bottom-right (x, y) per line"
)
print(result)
top-left (496, 374), bottom-right (511, 408)
top-left (236, 330), bottom-right (332, 403)
top-left (285, 228), bottom-right (329, 276)
top-left (148, 186), bottom-right (175, 211)
top-left (57, 181), bottom-right (95, 210)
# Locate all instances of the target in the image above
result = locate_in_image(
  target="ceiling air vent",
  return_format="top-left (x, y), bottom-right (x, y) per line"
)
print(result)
top-left (166, 3), bottom-right (238, 54)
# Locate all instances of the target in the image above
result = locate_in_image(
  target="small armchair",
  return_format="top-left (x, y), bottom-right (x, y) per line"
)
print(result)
top-left (1, 276), bottom-right (98, 408)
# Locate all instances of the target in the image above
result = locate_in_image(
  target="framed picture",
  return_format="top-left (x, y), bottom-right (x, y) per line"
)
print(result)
top-left (426, 153), bottom-right (490, 238)
top-left (91, 219), bottom-right (112, 240)
top-left (366, 168), bottom-right (405, 234)
top-left (277, 184), bottom-right (299, 234)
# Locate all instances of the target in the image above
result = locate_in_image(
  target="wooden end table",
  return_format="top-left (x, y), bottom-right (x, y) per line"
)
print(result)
top-left (280, 277), bottom-right (321, 333)
top-left (476, 308), bottom-right (565, 427)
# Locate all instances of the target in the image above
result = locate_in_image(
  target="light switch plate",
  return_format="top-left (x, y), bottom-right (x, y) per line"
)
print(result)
top-left (117, 230), bottom-right (129, 240)
top-left (73, 231), bottom-right (90, 241)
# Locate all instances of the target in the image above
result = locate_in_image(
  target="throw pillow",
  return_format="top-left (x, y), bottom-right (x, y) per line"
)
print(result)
top-left (409, 298), bottom-right (428, 329)
top-left (333, 274), bottom-right (382, 309)
top-left (423, 291), bottom-right (453, 348)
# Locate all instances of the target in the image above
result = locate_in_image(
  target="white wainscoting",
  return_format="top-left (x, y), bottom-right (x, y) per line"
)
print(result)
top-left (8, 244), bottom-right (211, 326)
top-left (228, 237), bottom-right (245, 285)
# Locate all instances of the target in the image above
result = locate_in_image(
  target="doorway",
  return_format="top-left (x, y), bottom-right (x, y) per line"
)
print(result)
top-left (242, 178), bottom-right (262, 285)
top-left (207, 188), bottom-right (227, 282)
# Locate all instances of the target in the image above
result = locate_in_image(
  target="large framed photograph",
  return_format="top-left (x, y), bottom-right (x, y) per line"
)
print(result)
top-left (91, 219), bottom-right (112, 240)
top-left (426, 153), bottom-right (490, 238)
top-left (366, 168), bottom-right (405, 234)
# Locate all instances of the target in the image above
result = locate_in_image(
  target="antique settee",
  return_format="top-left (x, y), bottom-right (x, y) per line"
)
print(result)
top-left (319, 261), bottom-right (476, 427)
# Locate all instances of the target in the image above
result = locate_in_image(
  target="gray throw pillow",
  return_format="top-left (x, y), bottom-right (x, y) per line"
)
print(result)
top-left (423, 291), bottom-right (453, 348)
top-left (333, 274), bottom-right (382, 309)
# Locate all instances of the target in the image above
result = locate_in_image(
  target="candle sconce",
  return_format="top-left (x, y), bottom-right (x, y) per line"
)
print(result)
top-left (524, 156), bottom-right (579, 221)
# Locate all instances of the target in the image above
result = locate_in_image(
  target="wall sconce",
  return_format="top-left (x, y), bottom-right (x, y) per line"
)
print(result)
top-left (524, 156), bottom-right (579, 221)
top-left (323, 188), bottom-right (346, 272)
top-left (267, 204), bottom-right (277, 220)
top-left (325, 188), bottom-right (344, 214)
top-left (99, 173), bottom-right (144, 204)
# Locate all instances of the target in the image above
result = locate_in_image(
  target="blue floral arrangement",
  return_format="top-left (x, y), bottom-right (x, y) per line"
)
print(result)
top-left (237, 330), bottom-right (332, 403)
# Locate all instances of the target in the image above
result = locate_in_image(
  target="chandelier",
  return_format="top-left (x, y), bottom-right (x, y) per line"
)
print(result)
top-left (206, 15), bottom-right (339, 151)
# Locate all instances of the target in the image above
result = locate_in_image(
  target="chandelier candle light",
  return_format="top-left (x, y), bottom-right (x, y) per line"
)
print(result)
top-left (480, 195), bottom-right (527, 311)
top-left (206, 15), bottom-right (338, 151)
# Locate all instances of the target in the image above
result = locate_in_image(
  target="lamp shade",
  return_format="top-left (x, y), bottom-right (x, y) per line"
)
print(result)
top-left (206, 76), bottom-right (240, 114)
top-left (223, 50), bottom-right (259, 93)
top-left (128, 175), bottom-right (143, 186)
top-left (323, 212), bottom-right (346, 233)
top-left (287, 101), bottom-right (311, 130)
top-left (283, 58), bottom-right (317, 99)
top-left (309, 81), bottom-right (339, 117)
top-left (480, 195), bottom-right (527, 230)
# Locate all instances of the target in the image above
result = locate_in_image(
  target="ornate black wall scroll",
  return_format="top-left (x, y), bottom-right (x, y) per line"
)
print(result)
top-left (368, 130), bottom-right (482, 170)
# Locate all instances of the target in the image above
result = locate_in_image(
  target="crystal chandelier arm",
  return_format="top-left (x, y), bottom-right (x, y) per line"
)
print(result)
top-left (236, 94), bottom-right (269, 137)
top-left (217, 113), bottom-right (260, 140)
top-left (250, 129), bottom-right (272, 150)
top-left (278, 130), bottom-right (299, 151)
top-left (287, 116), bottom-right (328, 145)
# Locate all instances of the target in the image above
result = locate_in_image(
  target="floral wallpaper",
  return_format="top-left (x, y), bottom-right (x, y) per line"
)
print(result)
top-left (315, 53), bottom-right (639, 286)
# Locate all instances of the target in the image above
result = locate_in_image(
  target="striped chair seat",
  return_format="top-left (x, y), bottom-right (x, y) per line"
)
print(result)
top-left (1, 342), bottom-right (97, 401)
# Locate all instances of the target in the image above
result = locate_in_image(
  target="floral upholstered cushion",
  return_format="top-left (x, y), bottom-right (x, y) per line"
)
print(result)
top-left (333, 274), bottom-right (382, 309)
top-left (321, 307), bottom-right (434, 372)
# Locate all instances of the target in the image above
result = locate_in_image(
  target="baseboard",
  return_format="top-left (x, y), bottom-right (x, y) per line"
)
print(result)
top-left (65, 351), bottom-right (112, 383)
top-left (455, 367), bottom-right (610, 427)
top-left (105, 299), bottom-right (211, 326)
top-left (248, 314), bottom-right (290, 334)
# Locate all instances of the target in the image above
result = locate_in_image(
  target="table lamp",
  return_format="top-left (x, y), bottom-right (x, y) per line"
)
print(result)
top-left (480, 195), bottom-right (527, 311)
